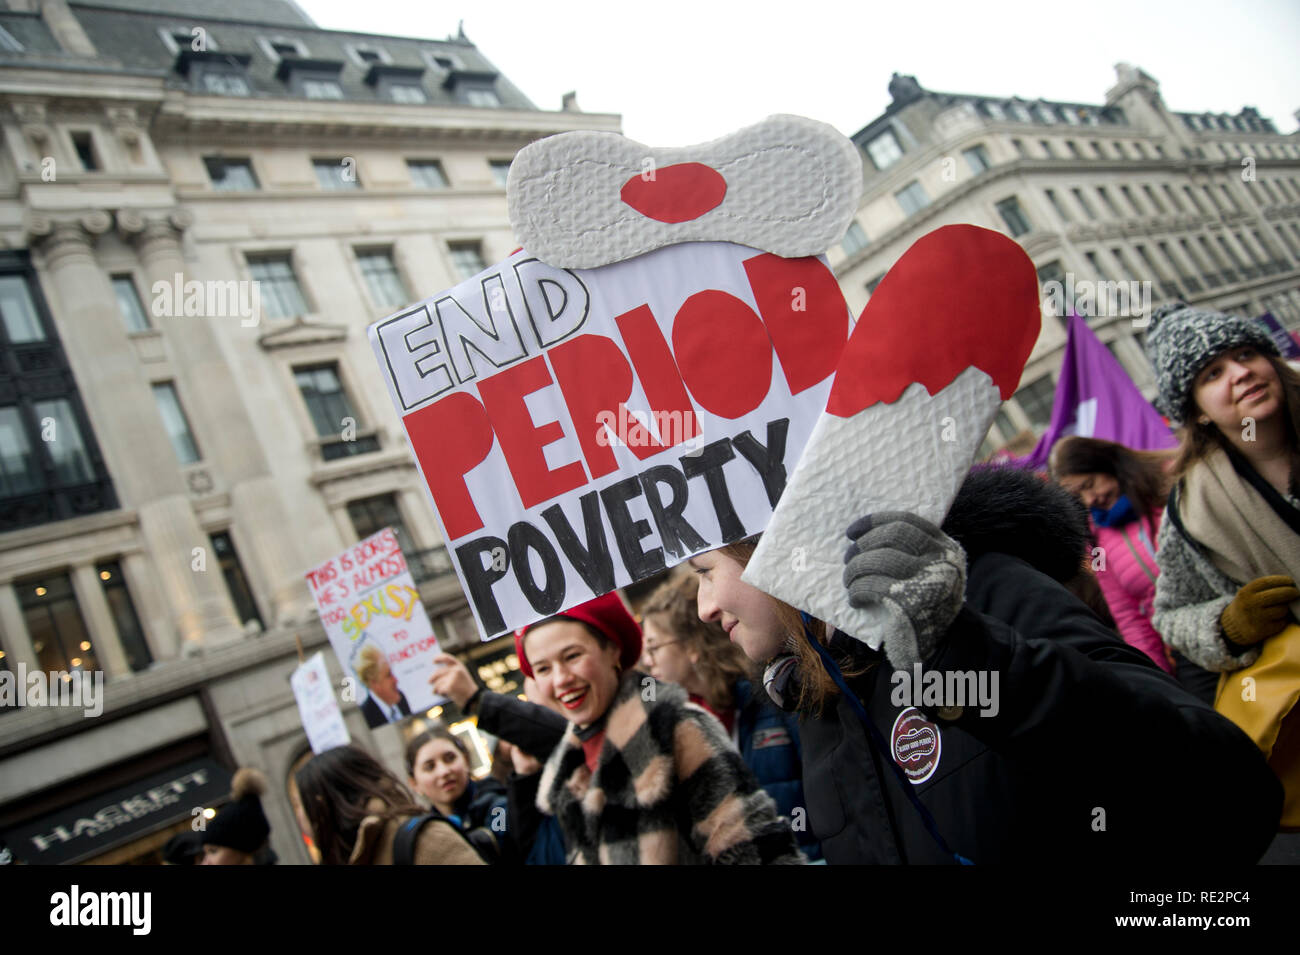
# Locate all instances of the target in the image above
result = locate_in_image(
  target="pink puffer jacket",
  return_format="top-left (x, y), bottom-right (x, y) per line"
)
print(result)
top-left (1094, 512), bottom-right (1174, 673)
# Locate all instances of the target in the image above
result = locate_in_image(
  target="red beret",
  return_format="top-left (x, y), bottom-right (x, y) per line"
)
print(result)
top-left (515, 592), bottom-right (642, 678)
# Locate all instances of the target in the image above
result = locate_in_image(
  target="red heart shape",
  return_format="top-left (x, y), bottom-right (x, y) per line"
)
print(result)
top-left (826, 224), bottom-right (1041, 417)
top-left (620, 162), bottom-right (727, 224)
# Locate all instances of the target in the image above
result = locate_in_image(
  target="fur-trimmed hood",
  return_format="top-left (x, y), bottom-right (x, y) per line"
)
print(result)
top-left (941, 465), bottom-right (1090, 583)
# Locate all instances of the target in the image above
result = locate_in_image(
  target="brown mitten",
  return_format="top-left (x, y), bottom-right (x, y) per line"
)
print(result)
top-left (1220, 575), bottom-right (1300, 647)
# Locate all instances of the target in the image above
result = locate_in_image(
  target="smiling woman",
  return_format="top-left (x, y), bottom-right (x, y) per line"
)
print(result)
top-left (514, 592), bottom-right (804, 865)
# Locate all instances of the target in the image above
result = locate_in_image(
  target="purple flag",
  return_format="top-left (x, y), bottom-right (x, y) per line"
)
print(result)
top-left (1256, 312), bottom-right (1300, 360)
top-left (1006, 312), bottom-right (1175, 470)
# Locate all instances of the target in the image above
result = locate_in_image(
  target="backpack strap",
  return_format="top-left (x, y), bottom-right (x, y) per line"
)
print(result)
top-left (392, 808), bottom-right (494, 865)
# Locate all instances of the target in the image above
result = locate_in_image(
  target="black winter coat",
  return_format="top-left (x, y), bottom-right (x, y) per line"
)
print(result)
top-left (800, 467), bottom-right (1283, 865)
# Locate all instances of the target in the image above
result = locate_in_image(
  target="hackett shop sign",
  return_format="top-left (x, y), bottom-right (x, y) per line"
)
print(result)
top-left (369, 241), bottom-right (851, 638)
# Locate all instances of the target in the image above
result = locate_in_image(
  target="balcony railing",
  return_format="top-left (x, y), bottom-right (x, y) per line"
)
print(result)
top-left (1182, 276), bottom-right (1203, 294)
top-left (407, 545), bottom-right (456, 587)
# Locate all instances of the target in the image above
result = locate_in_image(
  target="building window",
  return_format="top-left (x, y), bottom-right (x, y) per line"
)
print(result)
top-left (1070, 188), bottom-right (1097, 221)
top-left (895, 181), bottom-right (931, 217)
top-left (866, 129), bottom-right (904, 170)
top-left (489, 159), bottom-right (512, 187)
top-left (982, 101), bottom-right (1005, 121)
top-left (1033, 104), bottom-right (1056, 124)
top-left (1062, 107), bottom-right (1081, 126)
top-left (0, 274), bottom-right (46, 343)
top-left (152, 382), bottom-right (201, 465)
top-left (303, 78), bottom-right (344, 100)
top-left (1142, 185), bottom-right (1166, 214)
top-left (1009, 102), bottom-right (1032, 124)
top-left (33, 398), bottom-right (94, 484)
top-left (963, 145), bottom-right (992, 173)
top-left (464, 87), bottom-right (501, 107)
top-left (1162, 184), bottom-right (1184, 213)
top-left (356, 248), bottom-right (409, 309)
top-left (201, 71), bottom-right (250, 96)
top-left (996, 197), bottom-right (1032, 237)
top-left (347, 494), bottom-right (415, 556)
top-left (1065, 141), bottom-right (1082, 158)
top-left (388, 84), bottom-right (427, 104)
top-left (204, 157), bottom-right (259, 192)
top-left (1113, 142), bottom-right (1127, 159)
top-left (111, 276), bottom-right (150, 333)
top-left (210, 532), bottom-right (263, 630)
top-left (1096, 187), bottom-right (1122, 217)
top-left (447, 241), bottom-right (487, 280)
top-left (0, 406), bottom-right (40, 496)
top-left (1110, 247), bottom-right (1137, 279)
top-left (1119, 185), bottom-right (1144, 215)
top-left (96, 561), bottom-right (152, 671)
top-left (1182, 186), bottom-right (1206, 216)
top-left (0, 25), bottom-right (24, 52)
top-left (408, 159), bottom-right (448, 188)
top-left (1015, 376), bottom-right (1057, 429)
top-left (1044, 189), bottom-right (1071, 224)
top-left (70, 132), bottom-right (98, 172)
top-left (1011, 139), bottom-right (1026, 157)
top-left (1039, 139), bottom-right (1055, 157)
top-left (841, 221), bottom-right (869, 256)
top-left (17, 573), bottom-right (97, 677)
top-left (1084, 251), bottom-right (1111, 281)
top-left (314, 158), bottom-right (360, 190)
top-left (351, 46), bottom-right (384, 65)
top-left (294, 364), bottom-right (379, 460)
top-left (247, 254), bottom-right (308, 318)
top-left (865, 274), bottom-right (885, 296)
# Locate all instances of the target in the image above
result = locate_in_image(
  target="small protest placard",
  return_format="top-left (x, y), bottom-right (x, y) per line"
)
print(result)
top-left (369, 241), bottom-right (850, 639)
top-left (290, 652), bottom-right (350, 753)
top-left (304, 528), bottom-right (446, 728)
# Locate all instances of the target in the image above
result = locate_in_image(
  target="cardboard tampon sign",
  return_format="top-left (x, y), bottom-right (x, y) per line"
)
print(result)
top-left (304, 528), bottom-right (446, 726)
top-left (369, 242), bottom-right (852, 638)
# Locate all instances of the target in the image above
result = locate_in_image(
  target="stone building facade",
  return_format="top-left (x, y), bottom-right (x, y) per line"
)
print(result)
top-left (0, 0), bottom-right (618, 865)
top-left (829, 65), bottom-right (1300, 455)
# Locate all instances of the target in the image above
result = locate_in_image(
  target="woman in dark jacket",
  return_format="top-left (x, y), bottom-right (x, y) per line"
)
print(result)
top-left (404, 725), bottom-right (509, 862)
top-left (688, 466), bottom-right (1283, 864)
top-left (639, 573), bottom-right (820, 859)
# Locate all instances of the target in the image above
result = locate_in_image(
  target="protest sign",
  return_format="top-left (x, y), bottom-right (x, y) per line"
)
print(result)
top-left (369, 240), bottom-right (851, 638)
top-left (304, 528), bottom-right (445, 728)
top-left (290, 652), bottom-right (350, 753)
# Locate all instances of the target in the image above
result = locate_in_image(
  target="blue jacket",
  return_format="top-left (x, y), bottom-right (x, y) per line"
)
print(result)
top-left (734, 679), bottom-right (821, 860)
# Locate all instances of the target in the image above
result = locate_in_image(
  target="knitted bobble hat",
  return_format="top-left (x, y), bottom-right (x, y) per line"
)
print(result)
top-left (1144, 301), bottom-right (1278, 424)
top-left (202, 767), bottom-right (271, 853)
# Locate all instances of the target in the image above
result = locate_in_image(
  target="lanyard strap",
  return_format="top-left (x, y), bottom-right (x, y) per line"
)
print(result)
top-left (800, 613), bottom-right (973, 865)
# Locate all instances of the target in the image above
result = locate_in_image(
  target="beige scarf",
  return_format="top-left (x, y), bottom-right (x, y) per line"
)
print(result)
top-left (1180, 445), bottom-right (1300, 621)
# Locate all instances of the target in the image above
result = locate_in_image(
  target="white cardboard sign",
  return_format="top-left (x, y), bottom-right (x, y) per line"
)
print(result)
top-left (290, 652), bottom-right (351, 754)
top-left (369, 241), bottom-right (851, 639)
top-left (304, 528), bottom-right (445, 727)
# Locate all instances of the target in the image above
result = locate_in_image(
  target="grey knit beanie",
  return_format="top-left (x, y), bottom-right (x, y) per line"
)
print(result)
top-left (1144, 301), bottom-right (1278, 425)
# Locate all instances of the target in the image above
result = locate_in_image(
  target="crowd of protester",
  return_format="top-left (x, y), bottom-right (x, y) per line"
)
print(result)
top-left (189, 301), bottom-right (1296, 865)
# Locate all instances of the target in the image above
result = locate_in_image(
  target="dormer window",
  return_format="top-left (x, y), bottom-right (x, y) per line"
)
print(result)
top-left (172, 46), bottom-right (253, 98)
top-left (276, 57), bottom-right (347, 101)
top-left (442, 68), bottom-right (502, 107)
top-left (364, 63), bottom-right (428, 105)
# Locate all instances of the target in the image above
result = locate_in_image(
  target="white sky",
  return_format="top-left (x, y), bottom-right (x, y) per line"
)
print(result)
top-left (297, 0), bottom-right (1300, 145)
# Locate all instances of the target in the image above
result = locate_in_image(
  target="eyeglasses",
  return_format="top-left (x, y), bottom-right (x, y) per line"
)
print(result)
top-left (643, 639), bottom-right (681, 662)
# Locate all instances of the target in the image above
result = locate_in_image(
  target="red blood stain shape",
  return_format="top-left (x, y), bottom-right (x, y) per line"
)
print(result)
top-left (826, 224), bottom-right (1041, 418)
top-left (620, 162), bottom-right (727, 224)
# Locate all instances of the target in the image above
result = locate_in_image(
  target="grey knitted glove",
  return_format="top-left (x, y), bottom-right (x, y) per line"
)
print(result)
top-left (843, 512), bottom-right (967, 672)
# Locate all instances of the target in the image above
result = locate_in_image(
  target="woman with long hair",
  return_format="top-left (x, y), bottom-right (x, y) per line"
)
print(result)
top-left (1050, 437), bottom-right (1191, 679)
top-left (639, 573), bottom-right (820, 858)
top-left (404, 725), bottom-right (508, 862)
top-left (518, 591), bottom-right (804, 865)
top-left (685, 463), bottom-right (1282, 863)
top-left (1146, 302), bottom-right (1300, 828)
top-left (293, 745), bottom-right (485, 865)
